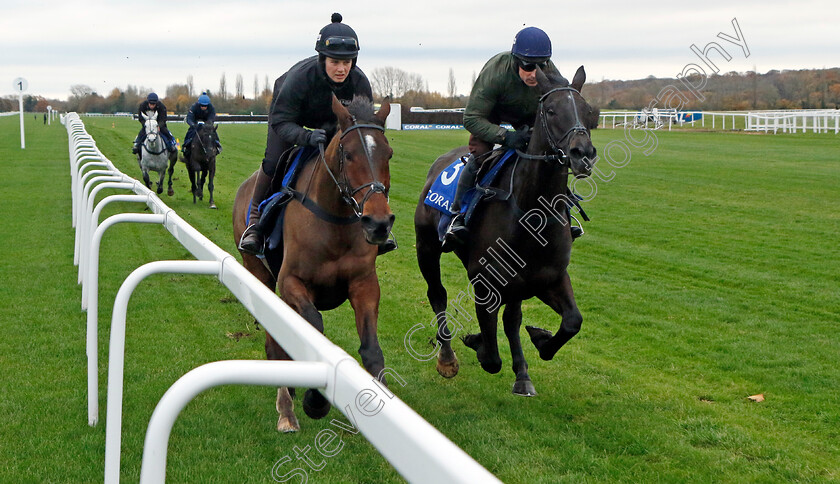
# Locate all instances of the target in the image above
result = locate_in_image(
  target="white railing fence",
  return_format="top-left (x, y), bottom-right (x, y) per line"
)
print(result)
top-left (599, 108), bottom-right (840, 133)
top-left (63, 112), bottom-right (499, 484)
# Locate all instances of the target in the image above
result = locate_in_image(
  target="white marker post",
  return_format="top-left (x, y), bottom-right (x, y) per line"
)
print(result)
top-left (13, 77), bottom-right (28, 149)
top-left (47, 105), bottom-right (52, 126)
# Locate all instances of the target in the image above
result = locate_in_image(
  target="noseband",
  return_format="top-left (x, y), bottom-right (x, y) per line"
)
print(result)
top-left (516, 86), bottom-right (589, 166)
top-left (317, 119), bottom-right (388, 217)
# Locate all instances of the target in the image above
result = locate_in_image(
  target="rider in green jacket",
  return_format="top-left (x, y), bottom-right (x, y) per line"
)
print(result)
top-left (442, 26), bottom-right (581, 252)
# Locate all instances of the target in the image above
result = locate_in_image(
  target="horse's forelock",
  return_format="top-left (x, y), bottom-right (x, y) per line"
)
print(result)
top-left (346, 96), bottom-right (381, 126)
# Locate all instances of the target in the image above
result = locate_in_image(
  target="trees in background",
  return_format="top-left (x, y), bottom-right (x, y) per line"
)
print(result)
top-left (586, 68), bottom-right (840, 111)
top-left (8, 67), bottom-right (837, 114)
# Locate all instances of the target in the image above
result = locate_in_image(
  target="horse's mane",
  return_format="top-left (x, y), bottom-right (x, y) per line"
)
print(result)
top-left (346, 96), bottom-right (382, 126)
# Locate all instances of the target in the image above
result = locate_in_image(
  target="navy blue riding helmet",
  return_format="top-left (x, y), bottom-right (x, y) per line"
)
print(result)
top-left (315, 13), bottom-right (359, 60)
top-left (198, 93), bottom-right (211, 106)
top-left (147, 92), bottom-right (159, 103)
top-left (511, 27), bottom-right (552, 64)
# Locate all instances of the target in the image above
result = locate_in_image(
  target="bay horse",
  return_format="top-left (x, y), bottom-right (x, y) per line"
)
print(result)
top-left (414, 67), bottom-right (599, 396)
top-left (182, 122), bottom-right (218, 208)
top-left (138, 111), bottom-right (177, 195)
top-left (232, 95), bottom-right (393, 431)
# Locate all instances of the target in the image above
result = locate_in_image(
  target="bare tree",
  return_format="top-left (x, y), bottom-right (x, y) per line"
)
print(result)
top-left (219, 73), bottom-right (227, 101)
top-left (253, 74), bottom-right (259, 100)
top-left (264, 75), bottom-right (272, 98)
top-left (447, 68), bottom-right (457, 99)
top-left (186, 74), bottom-right (194, 98)
top-left (70, 84), bottom-right (94, 98)
top-left (235, 73), bottom-right (244, 99)
top-left (371, 66), bottom-right (425, 99)
top-left (470, 71), bottom-right (477, 91)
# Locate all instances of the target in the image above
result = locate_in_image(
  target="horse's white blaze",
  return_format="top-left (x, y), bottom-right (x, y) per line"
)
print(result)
top-left (364, 134), bottom-right (376, 159)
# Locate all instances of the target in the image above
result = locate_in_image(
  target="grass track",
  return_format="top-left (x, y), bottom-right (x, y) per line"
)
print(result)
top-left (1, 113), bottom-right (839, 482)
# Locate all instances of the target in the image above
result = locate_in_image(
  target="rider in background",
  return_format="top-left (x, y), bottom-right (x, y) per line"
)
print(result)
top-left (182, 92), bottom-right (221, 161)
top-left (132, 92), bottom-right (177, 155)
top-left (441, 26), bottom-right (581, 252)
top-left (239, 13), bottom-right (395, 256)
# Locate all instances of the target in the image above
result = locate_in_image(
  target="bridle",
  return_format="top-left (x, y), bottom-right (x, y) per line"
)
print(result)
top-left (142, 117), bottom-right (166, 155)
top-left (195, 123), bottom-right (216, 157)
top-left (316, 118), bottom-right (388, 218)
top-left (516, 86), bottom-right (590, 166)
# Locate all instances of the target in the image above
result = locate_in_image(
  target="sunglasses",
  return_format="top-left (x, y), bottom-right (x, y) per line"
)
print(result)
top-left (519, 61), bottom-right (546, 72)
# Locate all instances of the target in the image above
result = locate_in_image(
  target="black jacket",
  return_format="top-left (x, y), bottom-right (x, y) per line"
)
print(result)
top-left (137, 100), bottom-right (168, 128)
top-left (186, 102), bottom-right (216, 127)
top-left (268, 55), bottom-right (373, 145)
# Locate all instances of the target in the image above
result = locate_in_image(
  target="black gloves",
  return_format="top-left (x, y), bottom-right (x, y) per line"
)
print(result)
top-left (307, 129), bottom-right (327, 146)
top-left (503, 126), bottom-right (531, 151)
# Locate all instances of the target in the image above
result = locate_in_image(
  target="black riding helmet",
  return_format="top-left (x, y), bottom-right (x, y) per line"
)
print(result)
top-left (315, 13), bottom-right (359, 60)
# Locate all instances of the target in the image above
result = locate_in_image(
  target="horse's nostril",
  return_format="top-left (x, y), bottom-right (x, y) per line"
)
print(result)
top-left (388, 214), bottom-right (396, 225)
top-left (360, 215), bottom-right (373, 226)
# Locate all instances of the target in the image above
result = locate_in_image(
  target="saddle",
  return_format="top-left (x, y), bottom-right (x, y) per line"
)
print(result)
top-left (247, 146), bottom-right (318, 251)
top-left (424, 148), bottom-right (517, 240)
top-left (424, 148), bottom-right (589, 241)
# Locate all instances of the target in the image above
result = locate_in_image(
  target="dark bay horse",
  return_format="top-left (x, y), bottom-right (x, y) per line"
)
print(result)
top-left (181, 122), bottom-right (218, 208)
top-left (233, 96), bottom-right (394, 431)
top-left (414, 67), bottom-right (599, 396)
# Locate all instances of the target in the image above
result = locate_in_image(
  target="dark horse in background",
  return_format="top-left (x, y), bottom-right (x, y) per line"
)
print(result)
top-left (233, 96), bottom-right (394, 432)
top-left (181, 122), bottom-right (219, 208)
top-left (414, 67), bottom-right (599, 396)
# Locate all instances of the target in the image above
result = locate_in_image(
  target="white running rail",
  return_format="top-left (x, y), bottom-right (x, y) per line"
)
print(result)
top-left (62, 113), bottom-right (500, 484)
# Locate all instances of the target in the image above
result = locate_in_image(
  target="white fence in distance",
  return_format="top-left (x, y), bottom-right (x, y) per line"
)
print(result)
top-left (63, 112), bottom-right (500, 484)
top-left (599, 108), bottom-right (840, 133)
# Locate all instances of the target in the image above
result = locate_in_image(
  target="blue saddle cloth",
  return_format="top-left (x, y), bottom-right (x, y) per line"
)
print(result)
top-left (424, 149), bottom-right (517, 240)
top-left (246, 145), bottom-right (316, 251)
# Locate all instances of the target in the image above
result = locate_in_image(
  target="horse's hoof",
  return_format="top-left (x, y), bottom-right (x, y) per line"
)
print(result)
top-left (209, 203), bottom-right (217, 209)
top-left (461, 333), bottom-right (482, 352)
top-left (167, 189), bottom-right (174, 196)
top-left (303, 389), bottom-right (331, 419)
top-left (526, 325), bottom-right (555, 360)
top-left (512, 379), bottom-right (537, 397)
top-left (276, 415), bottom-right (300, 433)
top-left (156, 186), bottom-right (163, 195)
top-left (436, 356), bottom-right (459, 379)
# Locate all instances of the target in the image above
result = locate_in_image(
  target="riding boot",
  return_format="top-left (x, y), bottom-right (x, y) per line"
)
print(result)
top-left (131, 136), bottom-right (140, 154)
top-left (441, 154), bottom-right (479, 253)
top-left (239, 169), bottom-right (274, 255)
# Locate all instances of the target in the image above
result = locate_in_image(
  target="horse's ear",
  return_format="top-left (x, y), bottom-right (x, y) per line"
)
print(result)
top-left (535, 67), bottom-right (553, 95)
top-left (571, 66), bottom-right (586, 92)
top-left (142, 112), bottom-right (149, 120)
top-left (331, 94), bottom-right (352, 130)
top-left (375, 96), bottom-right (391, 124)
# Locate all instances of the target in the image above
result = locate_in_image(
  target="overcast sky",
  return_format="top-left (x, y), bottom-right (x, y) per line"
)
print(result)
top-left (1, 0), bottom-right (837, 101)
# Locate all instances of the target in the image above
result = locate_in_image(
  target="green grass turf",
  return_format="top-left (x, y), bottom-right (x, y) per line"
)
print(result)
top-left (1, 112), bottom-right (839, 482)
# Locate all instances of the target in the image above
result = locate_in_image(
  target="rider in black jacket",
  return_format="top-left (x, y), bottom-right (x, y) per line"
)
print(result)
top-left (182, 92), bottom-right (220, 160)
top-left (239, 13), bottom-right (394, 256)
top-left (132, 92), bottom-right (176, 154)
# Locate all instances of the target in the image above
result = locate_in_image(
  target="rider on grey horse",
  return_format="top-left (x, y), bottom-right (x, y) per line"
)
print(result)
top-left (132, 92), bottom-right (177, 155)
top-left (182, 92), bottom-right (221, 161)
